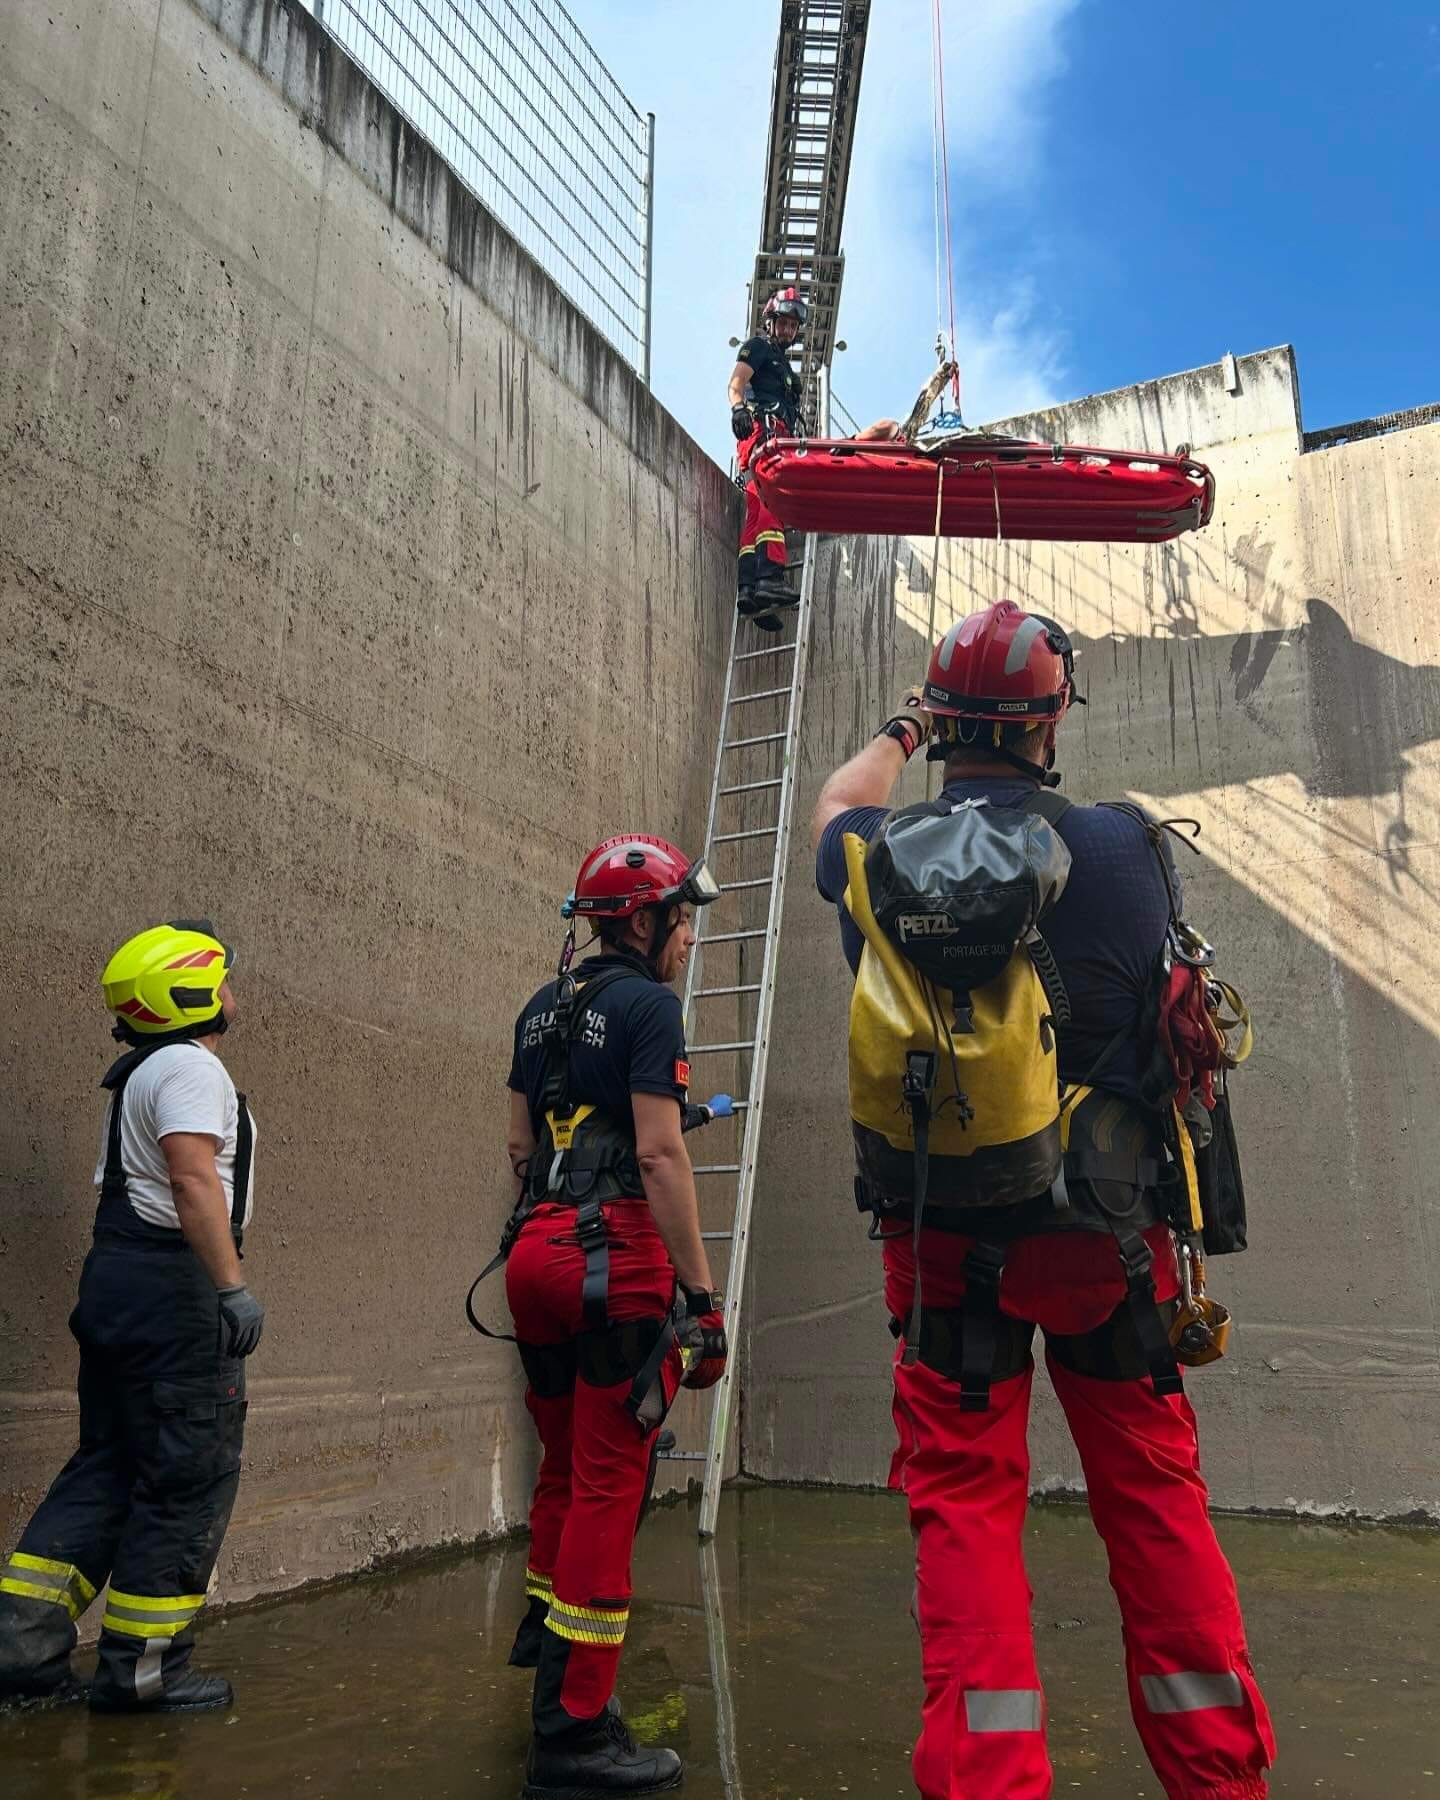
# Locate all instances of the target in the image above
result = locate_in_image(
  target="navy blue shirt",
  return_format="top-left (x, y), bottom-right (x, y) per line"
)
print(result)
top-left (507, 951), bottom-right (689, 1139)
top-left (736, 333), bottom-right (803, 428)
top-left (815, 778), bottom-right (1177, 1102)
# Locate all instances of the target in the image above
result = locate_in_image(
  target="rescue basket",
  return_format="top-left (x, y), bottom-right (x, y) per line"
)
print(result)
top-left (750, 435), bottom-right (1215, 544)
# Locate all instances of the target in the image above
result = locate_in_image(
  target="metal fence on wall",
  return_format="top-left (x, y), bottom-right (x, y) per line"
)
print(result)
top-left (302, 0), bottom-right (655, 380)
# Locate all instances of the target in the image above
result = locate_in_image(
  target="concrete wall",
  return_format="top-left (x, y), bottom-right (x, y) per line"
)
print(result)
top-left (0, 0), bottom-right (738, 1602)
top-left (747, 348), bottom-right (1440, 1522)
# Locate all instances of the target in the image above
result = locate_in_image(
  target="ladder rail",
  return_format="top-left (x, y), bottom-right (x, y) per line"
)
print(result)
top-left (698, 515), bottom-right (819, 1541)
top-left (682, 602), bottom-right (745, 1036)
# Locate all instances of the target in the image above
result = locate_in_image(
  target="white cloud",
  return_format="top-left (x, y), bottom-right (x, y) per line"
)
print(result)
top-left (570, 0), bottom-right (1081, 463)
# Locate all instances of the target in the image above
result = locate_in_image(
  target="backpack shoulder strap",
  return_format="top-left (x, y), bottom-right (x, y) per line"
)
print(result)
top-left (1018, 789), bottom-right (1073, 827)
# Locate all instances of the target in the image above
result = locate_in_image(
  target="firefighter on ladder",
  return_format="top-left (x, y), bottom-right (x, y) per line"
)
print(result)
top-left (728, 286), bottom-right (808, 633)
top-left (493, 836), bottom-right (729, 1797)
top-left (728, 286), bottom-right (902, 632)
top-left (810, 603), bottom-right (1276, 1800)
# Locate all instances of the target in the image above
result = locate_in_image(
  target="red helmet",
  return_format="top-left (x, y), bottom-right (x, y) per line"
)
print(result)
top-left (564, 836), bottom-right (720, 922)
top-left (923, 601), bottom-right (1076, 724)
top-left (762, 286), bottom-right (807, 330)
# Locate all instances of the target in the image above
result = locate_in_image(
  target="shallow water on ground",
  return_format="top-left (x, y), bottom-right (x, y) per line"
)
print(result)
top-left (1, 1488), bottom-right (1435, 1799)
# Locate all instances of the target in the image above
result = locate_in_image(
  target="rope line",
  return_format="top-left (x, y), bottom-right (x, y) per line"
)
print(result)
top-left (931, 0), bottom-right (961, 411)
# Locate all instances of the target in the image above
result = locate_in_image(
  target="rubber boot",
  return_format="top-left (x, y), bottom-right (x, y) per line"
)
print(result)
top-left (89, 1665), bottom-right (233, 1714)
top-left (523, 1702), bottom-right (683, 1796)
top-left (510, 1594), bottom-right (549, 1670)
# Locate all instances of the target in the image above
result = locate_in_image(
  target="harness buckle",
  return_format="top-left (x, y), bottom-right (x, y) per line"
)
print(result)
top-left (574, 1202), bottom-right (608, 1253)
top-left (1117, 1234), bottom-right (1155, 1287)
top-left (964, 1241), bottom-right (1007, 1294)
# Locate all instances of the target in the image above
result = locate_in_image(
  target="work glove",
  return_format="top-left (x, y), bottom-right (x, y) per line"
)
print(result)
top-left (217, 1285), bottom-right (266, 1358)
top-left (893, 683), bottom-right (932, 745)
top-left (731, 403), bottom-right (755, 442)
top-left (679, 1286), bottom-right (728, 1390)
top-left (681, 1094), bottom-right (735, 1133)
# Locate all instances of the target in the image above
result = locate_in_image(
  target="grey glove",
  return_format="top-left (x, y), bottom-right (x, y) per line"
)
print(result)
top-left (217, 1285), bottom-right (266, 1358)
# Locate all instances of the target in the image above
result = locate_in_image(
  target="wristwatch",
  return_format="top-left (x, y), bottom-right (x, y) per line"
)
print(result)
top-left (681, 1286), bottom-right (720, 1316)
top-left (876, 717), bottom-right (921, 760)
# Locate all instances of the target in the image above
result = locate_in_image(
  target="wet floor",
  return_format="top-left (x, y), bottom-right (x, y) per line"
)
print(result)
top-left (2, 1487), bottom-right (1436, 1799)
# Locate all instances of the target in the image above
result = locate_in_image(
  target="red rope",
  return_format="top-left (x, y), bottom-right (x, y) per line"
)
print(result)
top-left (932, 0), bottom-right (961, 410)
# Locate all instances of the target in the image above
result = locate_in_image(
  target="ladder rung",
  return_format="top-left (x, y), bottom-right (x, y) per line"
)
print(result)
top-left (733, 642), bottom-right (798, 662)
top-left (728, 686), bottom-right (790, 706)
top-left (693, 1163), bottom-right (741, 1175)
top-left (690, 1039), bottom-right (756, 1054)
top-left (724, 731), bottom-right (787, 750)
top-left (658, 1449), bottom-right (708, 1461)
top-left (713, 827), bottom-right (779, 843)
top-left (701, 1230), bottom-right (735, 1242)
top-left (697, 983), bottom-right (761, 998)
top-left (720, 779), bottom-right (782, 795)
top-left (722, 876), bottom-right (774, 891)
top-left (705, 930), bottom-right (767, 943)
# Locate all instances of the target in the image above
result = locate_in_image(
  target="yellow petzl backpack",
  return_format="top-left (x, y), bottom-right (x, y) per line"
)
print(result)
top-left (843, 793), bottom-right (1074, 1349)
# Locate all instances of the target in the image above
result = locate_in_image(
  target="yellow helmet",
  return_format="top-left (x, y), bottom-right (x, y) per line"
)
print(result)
top-left (101, 919), bottom-right (234, 1037)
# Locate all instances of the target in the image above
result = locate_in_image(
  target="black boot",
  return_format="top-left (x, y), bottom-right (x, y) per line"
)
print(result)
top-left (90, 1666), bottom-right (233, 1714)
top-left (754, 566), bottom-right (797, 608)
top-left (509, 1595), bottom-right (549, 1669)
top-left (522, 1704), bottom-right (683, 1796)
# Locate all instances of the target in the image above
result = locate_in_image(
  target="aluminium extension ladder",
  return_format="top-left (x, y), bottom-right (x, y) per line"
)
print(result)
top-left (660, 384), bottom-right (826, 1540)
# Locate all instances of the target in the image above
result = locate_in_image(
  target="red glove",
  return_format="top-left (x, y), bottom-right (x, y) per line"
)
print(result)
top-left (679, 1287), bottom-right (728, 1390)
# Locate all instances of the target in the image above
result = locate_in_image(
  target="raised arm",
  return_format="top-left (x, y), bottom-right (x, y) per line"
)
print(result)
top-left (810, 686), bottom-right (931, 848)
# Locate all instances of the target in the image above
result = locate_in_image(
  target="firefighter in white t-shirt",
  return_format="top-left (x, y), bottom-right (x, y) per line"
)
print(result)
top-left (0, 921), bottom-right (262, 1714)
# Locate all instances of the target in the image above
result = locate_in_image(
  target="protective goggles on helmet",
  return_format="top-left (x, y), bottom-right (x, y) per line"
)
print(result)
top-left (561, 857), bottom-right (720, 920)
top-left (768, 299), bottom-right (806, 323)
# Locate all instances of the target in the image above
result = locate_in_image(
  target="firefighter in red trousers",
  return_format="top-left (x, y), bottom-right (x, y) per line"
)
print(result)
top-left (728, 287), bottom-right (901, 634)
top-left (811, 602), bottom-right (1275, 1799)
top-left (496, 836), bottom-right (727, 1797)
top-left (728, 286), bottom-right (808, 631)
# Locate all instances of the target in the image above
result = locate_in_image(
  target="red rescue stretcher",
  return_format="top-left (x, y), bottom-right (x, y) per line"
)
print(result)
top-left (749, 435), bottom-right (1216, 544)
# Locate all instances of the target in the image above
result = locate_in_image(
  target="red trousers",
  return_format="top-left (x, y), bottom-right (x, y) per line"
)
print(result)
top-left (506, 1199), bottom-right (680, 1736)
top-left (737, 427), bottom-right (786, 584)
top-left (885, 1225), bottom-right (1275, 1800)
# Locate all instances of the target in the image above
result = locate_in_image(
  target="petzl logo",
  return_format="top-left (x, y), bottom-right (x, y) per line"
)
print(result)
top-left (897, 914), bottom-right (957, 942)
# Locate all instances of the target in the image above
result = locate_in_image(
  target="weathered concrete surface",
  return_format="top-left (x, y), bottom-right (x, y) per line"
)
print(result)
top-left (747, 349), bottom-right (1440, 1521)
top-left (0, 0), bottom-right (736, 1604)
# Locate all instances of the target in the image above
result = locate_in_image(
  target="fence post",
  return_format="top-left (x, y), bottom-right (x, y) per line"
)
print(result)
top-left (642, 110), bottom-right (656, 387)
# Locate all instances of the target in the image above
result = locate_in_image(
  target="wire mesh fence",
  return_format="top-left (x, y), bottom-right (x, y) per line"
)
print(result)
top-left (301, 0), bottom-right (655, 378)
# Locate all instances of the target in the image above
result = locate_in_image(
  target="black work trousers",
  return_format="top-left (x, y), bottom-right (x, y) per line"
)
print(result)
top-left (0, 1231), bottom-right (246, 1703)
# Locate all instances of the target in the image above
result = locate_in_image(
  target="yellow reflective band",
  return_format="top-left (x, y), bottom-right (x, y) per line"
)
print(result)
top-left (1, 1577), bottom-right (84, 1617)
top-left (525, 1569), bottom-right (555, 1597)
top-left (2, 1554), bottom-right (97, 1618)
top-left (102, 1611), bottom-right (192, 1639)
top-left (107, 1589), bottom-right (207, 1614)
top-left (547, 1605), bottom-right (622, 1634)
top-left (754, 531), bottom-right (786, 546)
top-left (545, 1612), bottom-right (628, 1646)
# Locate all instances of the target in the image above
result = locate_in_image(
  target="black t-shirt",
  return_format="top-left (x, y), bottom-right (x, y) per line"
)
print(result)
top-left (736, 333), bottom-right (803, 427)
top-left (507, 951), bottom-right (690, 1140)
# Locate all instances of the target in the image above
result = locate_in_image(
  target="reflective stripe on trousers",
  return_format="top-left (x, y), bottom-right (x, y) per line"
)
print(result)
top-left (885, 1232), bottom-right (1274, 1800)
top-left (101, 1589), bottom-right (207, 1640)
top-left (0, 1553), bottom-right (98, 1621)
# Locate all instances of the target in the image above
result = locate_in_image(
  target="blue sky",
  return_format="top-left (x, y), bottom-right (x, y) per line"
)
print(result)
top-left (573, 0), bottom-right (1439, 465)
